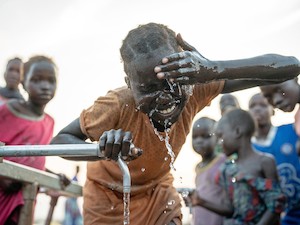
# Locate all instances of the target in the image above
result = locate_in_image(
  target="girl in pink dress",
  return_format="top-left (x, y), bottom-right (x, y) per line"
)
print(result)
top-left (0, 55), bottom-right (58, 225)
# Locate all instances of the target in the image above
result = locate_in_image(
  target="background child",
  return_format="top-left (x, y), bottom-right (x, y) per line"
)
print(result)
top-left (51, 22), bottom-right (299, 225)
top-left (0, 55), bottom-right (58, 225)
top-left (219, 93), bottom-right (240, 116)
top-left (249, 93), bottom-right (300, 225)
top-left (191, 117), bottom-right (226, 225)
top-left (186, 109), bottom-right (286, 225)
top-left (0, 57), bottom-right (24, 105)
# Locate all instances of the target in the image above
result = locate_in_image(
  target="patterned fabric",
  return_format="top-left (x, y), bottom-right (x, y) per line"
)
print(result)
top-left (0, 101), bottom-right (54, 225)
top-left (192, 154), bottom-right (226, 225)
top-left (216, 160), bottom-right (286, 225)
top-left (80, 81), bottom-right (224, 225)
top-left (252, 124), bottom-right (300, 223)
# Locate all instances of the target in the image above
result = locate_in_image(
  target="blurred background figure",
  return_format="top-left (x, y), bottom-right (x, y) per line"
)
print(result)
top-left (0, 57), bottom-right (24, 105)
top-left (249, 92), bottom-right (300, 225)
top-left (191, 117), bottom-right (226, 225)
top-left (219, 93), bottom-right (240, 116)
top-left (63, 165), bottom-right (83, 225)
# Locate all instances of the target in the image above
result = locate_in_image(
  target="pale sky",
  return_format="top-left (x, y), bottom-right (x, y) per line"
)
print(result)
top-left (1, 0), bottom-right (300, 223)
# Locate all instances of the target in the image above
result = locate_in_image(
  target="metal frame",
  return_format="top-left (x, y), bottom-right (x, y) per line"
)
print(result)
top-left (0, 159), bottom-right (82, 225)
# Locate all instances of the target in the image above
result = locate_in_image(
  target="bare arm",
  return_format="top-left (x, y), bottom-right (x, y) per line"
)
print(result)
top-left (188, 190), bottom-right (233, 217)
top-left (256, 155), bottom-right (281, 225)
top-left (155, 34), bottom-right (300, 93)
top-left (50, 118), bottom-right (101, 161)
top-left (51, 118), bottom-right (140, 161)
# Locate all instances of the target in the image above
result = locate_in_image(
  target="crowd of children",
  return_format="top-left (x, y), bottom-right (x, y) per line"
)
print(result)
top-left (1, 22), bottom-right (300, 225)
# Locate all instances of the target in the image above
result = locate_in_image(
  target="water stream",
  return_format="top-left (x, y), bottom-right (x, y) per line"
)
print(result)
top-left (123, 192), bottom-right (130, 225)
top-left (150, 119), bottom-right (176, 171)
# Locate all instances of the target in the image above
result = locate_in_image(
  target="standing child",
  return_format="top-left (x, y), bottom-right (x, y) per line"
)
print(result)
top-left (186, 109), bottom-right (286, 225)
top-left (0, 57), bottom-right (24, 105)
top-left (0, 55), bottom-right (58, 225)
top-left (191, 117), bottom-right (226, 225)
top-left (51, 23), bottom-right (300, 225)
top-left (249, 93), bottom-right (300, 225)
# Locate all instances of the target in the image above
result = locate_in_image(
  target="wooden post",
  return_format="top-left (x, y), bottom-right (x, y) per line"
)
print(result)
top-left (18, 182), bottom-right (38, 225)
top-left (45, 194), bottom-right (59, 225)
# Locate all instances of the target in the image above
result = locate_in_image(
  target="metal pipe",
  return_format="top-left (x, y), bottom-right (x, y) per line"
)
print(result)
top-left (117, 156), bottom-right (131, 193)
top-left (0, 144), bottom-right (104, 158)
top-left (0, 144), bottom-right (132, 193)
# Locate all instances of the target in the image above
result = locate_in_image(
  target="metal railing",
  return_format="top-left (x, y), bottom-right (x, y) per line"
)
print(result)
top-left (0, 158), bottom-right (82, 225)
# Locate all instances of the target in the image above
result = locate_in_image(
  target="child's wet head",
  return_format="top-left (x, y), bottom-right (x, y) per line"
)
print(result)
top-left (120, 23), bottom-right (189, 131)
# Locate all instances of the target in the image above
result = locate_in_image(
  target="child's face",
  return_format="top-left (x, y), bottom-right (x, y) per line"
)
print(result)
top-left (216, 118), bottom-right (236, 156)
top-left (248, 94), bottom-right (273, 127)
top-left (192, 121), bottom-right (216, 158)
top-left (24, 61), bottom-right (57, 106)
top-left (260, 79), bottom-right (300, 112)
top-left (127, 47), bottom-right (189, 130)
top-left (219, 94), bottom-right (239, 115)
top-left (4, 60), bottom-right (23, 89)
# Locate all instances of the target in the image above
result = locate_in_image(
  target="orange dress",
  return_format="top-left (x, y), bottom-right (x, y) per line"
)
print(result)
top-left (80, 81), bottom-right (224, 225)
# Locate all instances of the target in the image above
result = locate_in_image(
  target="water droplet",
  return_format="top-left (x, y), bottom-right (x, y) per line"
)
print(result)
top-left (163, 210), bottom-right (167, 214)
top-left (181, 191), bottom-right (189, 198)
top-left (231, 159), bottom-right (235, 164)
top-left (141, 168), bottom-right (146, 172)
top-left (164, 157), bottom-right (168, 161)
top-left (231, 177), bottom-right (236, 183)
top-left (282, 92), bottom-right (285, 96)
top-left (125, 104), bottom-right (128, 107)
top-left (167, 200), bottom-right (175, 205)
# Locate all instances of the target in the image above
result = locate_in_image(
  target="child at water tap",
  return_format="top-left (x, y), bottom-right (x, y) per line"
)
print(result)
top-left (0, 57), bottom-right (24, 105)
top-left (191, 117), bottom-right (226, 225)
top-left (186, 109), bottom-right (286, 225)
top-left (0, 55), bottom-right (69, 225)
top-left (51, 22), bottom-right (300, 225)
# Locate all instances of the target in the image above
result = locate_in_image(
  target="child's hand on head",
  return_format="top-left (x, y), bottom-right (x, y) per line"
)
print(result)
top-left (154, 33), bottom-right (209, 84)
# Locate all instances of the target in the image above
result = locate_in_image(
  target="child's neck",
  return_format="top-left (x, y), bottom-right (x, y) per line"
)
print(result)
top-left (254, 123), bottom-right (272, 140)
top-left (25, 101), bottom-right (45, 116)
top-left (200, 152), bottom-right (216, 167)
top-left (236, 141), bottom-right (254, 161)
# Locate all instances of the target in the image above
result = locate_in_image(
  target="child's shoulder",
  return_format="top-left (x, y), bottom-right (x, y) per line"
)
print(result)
top-left (6, 99), bottom-right (25, 112)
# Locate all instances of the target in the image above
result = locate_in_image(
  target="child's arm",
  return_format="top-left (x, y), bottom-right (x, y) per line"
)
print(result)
top-left (187, 189), bottom-right (233, 217)
top-left (154, 34), bottom-right (300, 93)
top-left (256, 155), bottom-right (283, 225)
top-left (51, 118), bottom-right (141, 161)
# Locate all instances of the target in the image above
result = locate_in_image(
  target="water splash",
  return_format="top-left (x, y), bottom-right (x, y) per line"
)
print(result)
top-left (167, 199), bottom-right (175, 206)
top-left (150, 119), bottom-right (176, 171)
top-left (123, 192), bottom-right (130, 225)
top-left (182, 85), bottom-right (194, 96)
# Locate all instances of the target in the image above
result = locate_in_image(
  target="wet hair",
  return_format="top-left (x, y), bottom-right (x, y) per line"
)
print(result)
top-left (120, 23), bottom-right (180, 76)
top-left (23, 55), bottom-right (57, 80)
top-left (223, 109), bottom-right (255, 137)
top-left (6, 57), bottom-right (23, 69)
